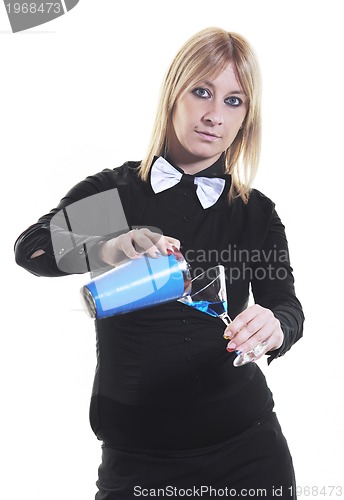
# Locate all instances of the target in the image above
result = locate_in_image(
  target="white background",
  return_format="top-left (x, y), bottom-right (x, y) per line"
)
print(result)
top-left (1, 0), bottom-right (343, 498)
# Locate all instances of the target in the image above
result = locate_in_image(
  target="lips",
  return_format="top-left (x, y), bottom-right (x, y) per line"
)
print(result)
top-left (195, 130), bottom-right (221, 141)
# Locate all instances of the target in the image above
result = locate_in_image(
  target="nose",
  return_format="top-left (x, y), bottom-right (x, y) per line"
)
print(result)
top-left (203, 100), bottom-right (224, 126)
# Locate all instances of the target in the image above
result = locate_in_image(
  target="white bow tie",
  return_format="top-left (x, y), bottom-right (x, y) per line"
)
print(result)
top-left (150, 156), bottom-right (226, 209)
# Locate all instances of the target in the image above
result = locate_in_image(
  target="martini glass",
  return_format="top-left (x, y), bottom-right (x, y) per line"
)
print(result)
top-left (178, 265), bottom-right (268, 367)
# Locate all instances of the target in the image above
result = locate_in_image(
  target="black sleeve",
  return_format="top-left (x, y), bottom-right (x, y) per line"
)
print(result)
top-left (14, 167), bottom-right (131, 278)
top-left (250, 206), bottom-right (305, 364)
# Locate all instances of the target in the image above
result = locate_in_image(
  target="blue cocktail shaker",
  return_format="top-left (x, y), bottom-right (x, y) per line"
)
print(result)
top-left (80, 248), bottom-right (191, 319)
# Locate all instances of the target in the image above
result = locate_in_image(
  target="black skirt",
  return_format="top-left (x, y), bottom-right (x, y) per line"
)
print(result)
top-left (95, 411), bottom-right (296, 500)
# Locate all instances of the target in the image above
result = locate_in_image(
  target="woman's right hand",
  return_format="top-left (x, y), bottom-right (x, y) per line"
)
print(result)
top-left (99, 228), bottom-right (180, 267)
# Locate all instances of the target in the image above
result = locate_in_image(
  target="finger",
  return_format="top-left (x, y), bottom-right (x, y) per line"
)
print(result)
top-left (138, 228), bottom-right (163, 246)
top-left (146, 245), bottom-right (161, 258)
top-left (153, 235), bottom-right (181, 256)
top-left (116, 234), bottom-right (143, 259)
top-left (134, 231), bottom-right (180, 257)
top-left (225, 314), bottom-right (266, 345)
top-left (165, 236), bottom-right (181, 250)
top-left (130, 231), bottom-right (161, 256)
top-left (116, 243), bottom-right (142, 259)
top-left (138, 229), bottom-right (174, 258)
top-left (115, 230), bottom-right (156, 258)
top-left (227, 325), bottom-right (272, 354)
top-left (153, 235), bottom-right (174, 256)
top-left (135, 240), bottom-right (160, 258)
top-left (223, 305), bottom-right (265, 340)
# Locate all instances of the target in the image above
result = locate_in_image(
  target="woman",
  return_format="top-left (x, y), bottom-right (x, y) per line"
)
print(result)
top-left (15, 27), bottom-right (304, 499)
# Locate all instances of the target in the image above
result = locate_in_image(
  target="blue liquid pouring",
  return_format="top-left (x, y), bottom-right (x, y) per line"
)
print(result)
top-left (186, 300), bottom-right (227, 318)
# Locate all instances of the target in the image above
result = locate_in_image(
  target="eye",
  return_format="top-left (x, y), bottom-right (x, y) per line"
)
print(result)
top-left (192, 87), bottom-right (211, 99)
top-left (225, 96), bottom-right (243, 107)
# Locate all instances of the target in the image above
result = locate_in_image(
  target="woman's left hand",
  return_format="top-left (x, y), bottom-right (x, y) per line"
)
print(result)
top-left (223, 304), bottom-right (284, 358)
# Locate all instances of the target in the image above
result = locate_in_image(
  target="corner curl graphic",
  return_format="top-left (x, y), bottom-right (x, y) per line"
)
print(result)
top-left (4, 0), bottom-right (79, 33)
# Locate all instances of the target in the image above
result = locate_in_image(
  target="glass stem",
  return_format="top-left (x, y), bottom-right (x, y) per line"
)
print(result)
top-left (220, 313), bottom-right (232, 326)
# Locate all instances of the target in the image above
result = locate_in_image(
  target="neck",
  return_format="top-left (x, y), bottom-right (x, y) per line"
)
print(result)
top-left (167, 151), bottom-right (223, 175)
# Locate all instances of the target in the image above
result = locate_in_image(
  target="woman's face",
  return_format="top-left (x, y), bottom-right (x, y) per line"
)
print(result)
top-left (169, 62), bottom-right (248, 173)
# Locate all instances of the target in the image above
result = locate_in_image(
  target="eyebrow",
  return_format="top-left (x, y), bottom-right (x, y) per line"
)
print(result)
top-left (199, 80), bottom-right (246, 95)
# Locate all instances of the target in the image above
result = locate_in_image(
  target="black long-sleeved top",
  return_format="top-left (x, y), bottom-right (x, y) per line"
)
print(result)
top-left (14, 157), bottom-right (304, 451)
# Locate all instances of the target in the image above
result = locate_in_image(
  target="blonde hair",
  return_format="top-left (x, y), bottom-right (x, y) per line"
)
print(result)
top-left (138, 27), bottom-right (261, 203)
